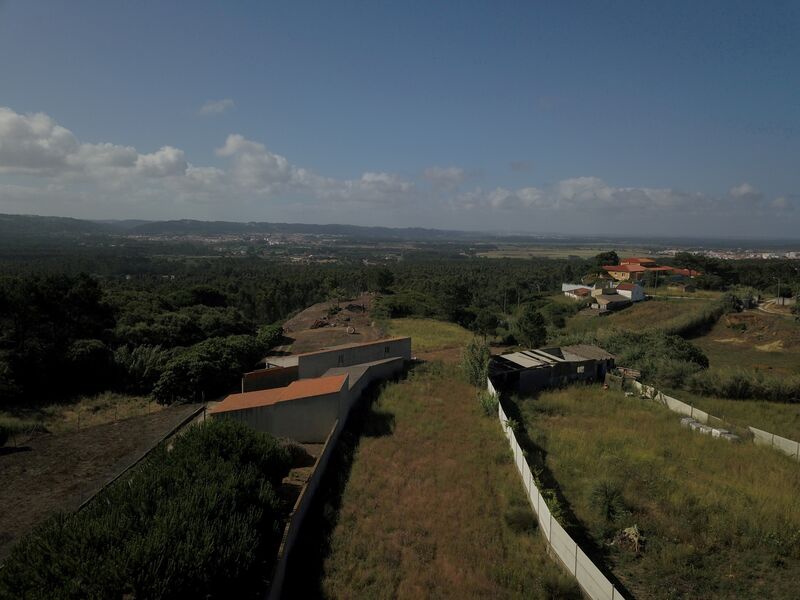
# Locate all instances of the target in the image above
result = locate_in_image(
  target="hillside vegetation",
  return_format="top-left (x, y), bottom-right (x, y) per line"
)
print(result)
top-left (0, 420), bottom-right (297, 599)
top-left (510, 386), bottom-right (800, 599)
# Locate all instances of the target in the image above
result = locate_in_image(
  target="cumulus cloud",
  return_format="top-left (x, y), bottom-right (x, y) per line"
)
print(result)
top-left (424, 166), bottom-right (466, 189)
top-left (457, 177), bottom-right (709, 213)
top-left (0, 105), bottom-right (796, 230)
top-left (197, 98), bottom-right (235, 116)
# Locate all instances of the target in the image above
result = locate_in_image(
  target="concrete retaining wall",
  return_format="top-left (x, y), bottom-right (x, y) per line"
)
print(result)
top-left (242, 366), bottom-right (299, 393)
top-left (298, 337), bottom-right (411, 379)
top-left (267, 418), bottom-right (344, 600)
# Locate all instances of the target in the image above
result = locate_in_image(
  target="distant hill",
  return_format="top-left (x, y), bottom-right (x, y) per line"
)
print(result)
top-left (0, 214), bottom-right (114, 238)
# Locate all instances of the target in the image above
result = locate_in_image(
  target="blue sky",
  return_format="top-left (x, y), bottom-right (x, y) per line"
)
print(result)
top-left (0, 0), bottom-right (798, 237)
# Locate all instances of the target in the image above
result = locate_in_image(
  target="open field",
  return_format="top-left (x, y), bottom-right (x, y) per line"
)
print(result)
top-left (477, 245), bottom-right (654, 259)
top-left (689, 311), bottom-right (800, 376)
top-left (0, 403), bottom-right (202, 563)
top-left (564, 297), bottom-right (712, 336)
top-left (284, 362), bottom-right (579, 599)
top-left (509, 385), bottom-right (800, 599)
top-left (1, 392), bottom-right (162, 435)
top-left (388, 317), bottom-right (475, 353)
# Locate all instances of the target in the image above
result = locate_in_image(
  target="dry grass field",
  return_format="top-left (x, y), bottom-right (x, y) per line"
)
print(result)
top-left (388, 318), bottom-right (475, 353)
top-left (690, 311), bottom-right (800, 376)
top-left (510, 385), bottom-right (800, 599)
top-left (565, 297), bottom-right (711, 336)
top-left (285, 362), bottom-right (579, 599)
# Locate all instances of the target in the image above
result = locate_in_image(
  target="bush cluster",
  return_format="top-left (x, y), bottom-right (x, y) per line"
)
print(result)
top-left (0, 419), bottom-right (294, 599)
top-left (689, 369), bottom-right (800, 402)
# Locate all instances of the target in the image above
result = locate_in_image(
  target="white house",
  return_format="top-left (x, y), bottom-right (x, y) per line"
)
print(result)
top-left (614, 282), bottom-right (645, 302)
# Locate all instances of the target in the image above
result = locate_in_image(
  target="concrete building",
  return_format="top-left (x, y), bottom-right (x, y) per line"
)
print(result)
top-left (210, 374), bottom-right (350, 442)
top-left (212, 338), bottom-right (411, 442)
top-left (262, 337), bottom-right (412, 379)
top-left (591, 294), bottom-right (632, 312)
top-left (489, 345), bottom-right (615, 396)
top-left (564, 287), bottom-right (591, 300)
top-left (614, 282), bottom-right (645, 302)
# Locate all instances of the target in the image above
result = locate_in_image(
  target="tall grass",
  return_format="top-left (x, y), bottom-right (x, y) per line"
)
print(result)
top-left (316, 362), bottom-right (579, 599)
top-left (513, 386), bottom-right (800, 599)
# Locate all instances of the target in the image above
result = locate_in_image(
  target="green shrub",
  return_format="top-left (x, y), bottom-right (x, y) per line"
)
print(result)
top-left (478, 390), bottom-right (499, 416)
top-left (461, 336), bottom-right (490, 388)
top-left (0, 419), bottom-right (293, 599)
top-left (504, 506), bottom-right (538, 534)
top-left (589, 480), bottom-right (628, 523)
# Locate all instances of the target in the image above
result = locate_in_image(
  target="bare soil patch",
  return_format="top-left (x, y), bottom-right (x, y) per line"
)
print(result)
top-left (278, 293), bottom-right (382, 354)
top-left (0, 403), bottom-right (200, 563)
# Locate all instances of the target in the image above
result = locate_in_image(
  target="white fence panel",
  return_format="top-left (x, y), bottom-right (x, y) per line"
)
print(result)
top-left (774, 434), bottom-right (800, 459)
top-left (576, 547), bottom-right (616, 600)
top-left (749, 426), bottom-right (772, 447)
top-left (549, 518), bottom-right (577, 576)
top-left (663, 395), bottom-right (694, 418)
top-left (538, 494), bottom-right (552, 540)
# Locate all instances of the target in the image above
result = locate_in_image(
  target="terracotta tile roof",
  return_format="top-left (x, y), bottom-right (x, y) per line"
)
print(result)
top-left (620, 257), bottom-right (655, 264)
top-left (603, 264), bottom-right (647, 273)
top-left (615, 283), bottom-right (637, 290)
top-left (210, 374), bottom-right (347, 414)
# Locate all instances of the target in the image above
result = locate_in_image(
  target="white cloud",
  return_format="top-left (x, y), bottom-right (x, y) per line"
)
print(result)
top-left (730, 182), bottom-right (762, 201)
top-left (136, 146), bottom-right (188, 177)
top-left (424, 166), bottom-right (466, 188)
top-left (197, 98), bottom-right (235, 116)
top-left (0, 105), bottom-right (796, 233)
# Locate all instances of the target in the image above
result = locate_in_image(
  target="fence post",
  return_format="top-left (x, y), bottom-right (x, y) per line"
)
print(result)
top-left (574, 545), bottom-right (578, 577)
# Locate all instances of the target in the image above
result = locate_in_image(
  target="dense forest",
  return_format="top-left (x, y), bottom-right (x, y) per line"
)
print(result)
top-left (1, 235), bottom-right (799, 411)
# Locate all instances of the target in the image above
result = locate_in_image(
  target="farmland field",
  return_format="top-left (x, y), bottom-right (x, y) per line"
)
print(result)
top-left (284, 361), bottom-right (579, 599)
top-left (509, 385), bottom-right (800, 600)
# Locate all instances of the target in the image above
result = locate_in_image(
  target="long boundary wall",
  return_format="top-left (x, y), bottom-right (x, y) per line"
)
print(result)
top-left (489, 381), bottom-right (626, 600)
top-left (631, 380), bottom-right (800, 461)
top-left (267, 418), bottom-right (344, 600)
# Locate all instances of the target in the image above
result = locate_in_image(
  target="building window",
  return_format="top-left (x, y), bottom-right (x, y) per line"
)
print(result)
top-left (577, 366), bottom-right (585, 374)
top-left (384, 345), bottom-right (390, 355)
top-left (338, 354), bottom-right (344, 365)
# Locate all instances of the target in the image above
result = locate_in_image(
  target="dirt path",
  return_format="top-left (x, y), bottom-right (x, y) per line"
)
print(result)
top-left (0, 403), bottom-right (201, 563)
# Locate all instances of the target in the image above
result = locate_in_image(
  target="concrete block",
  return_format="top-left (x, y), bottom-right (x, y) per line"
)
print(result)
top-left (680, 417), bottom-right (695, 428)
top-left (721, 433), bottom-right (740, 443)
top-left (697, 425), bottom-right (712, 435)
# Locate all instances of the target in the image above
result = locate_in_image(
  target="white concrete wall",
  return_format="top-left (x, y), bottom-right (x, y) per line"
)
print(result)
top-left (213, 388), bottom-right (347, 443)
top-left (298, 337), bottom-right (411, 379)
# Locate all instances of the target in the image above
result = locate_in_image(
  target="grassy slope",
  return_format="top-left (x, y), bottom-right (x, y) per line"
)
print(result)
top-left (564, 297), bottom-right (712, 336)
top-left (388, 318), bottom-right (475, 353)
top-left (0, 392), bottom-right (160, 436)
top-left (318, 362), bottom-right (579, 599)
top-left (512, 386), bottom-right (800, 599)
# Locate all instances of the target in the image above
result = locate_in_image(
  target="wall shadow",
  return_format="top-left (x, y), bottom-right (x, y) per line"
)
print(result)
top-left (501, 389), bottom-right (636, 600)
top-left (278, 370), bottom-right (407, 598)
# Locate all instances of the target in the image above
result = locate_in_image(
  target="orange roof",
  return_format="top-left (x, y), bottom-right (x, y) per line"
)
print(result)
top-left (616, 283), bottom-right (638, 290)
top-left (603, 264), bottom-right (647, 273)
top-left (620, 257), bottom-right (655, 264)
top-left (210, 374), bottom-right (347, 414)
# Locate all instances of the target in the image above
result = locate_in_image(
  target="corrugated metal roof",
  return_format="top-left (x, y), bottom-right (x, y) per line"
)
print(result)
top-left (562, 344), bottom-right (615, 360)
top-left (210, 374), bottom-right (347, 414)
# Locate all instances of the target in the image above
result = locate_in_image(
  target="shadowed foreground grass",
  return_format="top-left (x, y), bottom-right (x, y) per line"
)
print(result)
top-left (290, 362), bottom-right (578, 599)
top-left (514, 386), bottom-right (800, 599)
